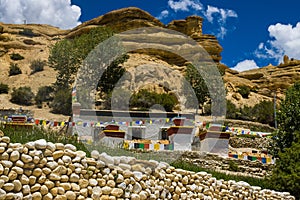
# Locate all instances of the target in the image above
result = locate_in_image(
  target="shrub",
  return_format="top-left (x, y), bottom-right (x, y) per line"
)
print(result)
top-left (0, 83), bottom-right (9, 94)
top-left (19, 28), bottom-right (39, 37)
top-left (9, 63), bottom-right (22, 76)
top-left (130, 89), bottom-right (178, 112)
top-left (228, 160), bottom-right (239, 171)
top-left (271, 81), bottom-right (300, 157)
top-left (35, 86), bottom-right (54, 107)
top-left (10, 53), bottom-right (24, 61)
top-left (251, 100), bottom-right (274, 126)
top-left (269, 139), bottom-right (300, 199)
top-left (30, 59), bottom-right (46, 75)
top-left (10, 86), bottom-right (34, 106)
top-left (51, 89), bottom-right (72, 115)
top-left (238, 85), bottom-right (250, 98)
top-left (226, 100), bottom-right (239, 119)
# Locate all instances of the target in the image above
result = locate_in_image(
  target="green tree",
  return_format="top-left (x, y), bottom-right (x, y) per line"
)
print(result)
top-left (97, 55), bottom-right (128, 94)
top-left (269, 136), bottom-right (300, 199)
top-left (185, 64), bottom-right (209, 109)
top-left (48, 27), bottom-right (128, 114)
top-left (269, 82), bottom-right (300, 199)
top-left (48, 27), bottom-right (115, 88)
top-left (10, 86), bottom-right (34, 106)
top-left (272, 82), bottom-right (300, 156)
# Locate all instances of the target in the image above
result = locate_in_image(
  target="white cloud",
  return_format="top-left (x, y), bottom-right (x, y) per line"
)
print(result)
top-left (204, 5), bottom-right (237, 39)
top-left (159, 1), bottom-right (237, 39)
top-left (255, 22), bottom-right (300, 63)
top-left (0, 0), bottom-right (81, 29)
top-left (217, 26), bottom-right (227, 39)
top-left (168, 0), bottom-right (203, 12)
top-left (205, 5), bottom-right (237, 23)
top-left (157, 10), bottom-right (169, 20)
top-left (231, 60), bottom-right (259, 72)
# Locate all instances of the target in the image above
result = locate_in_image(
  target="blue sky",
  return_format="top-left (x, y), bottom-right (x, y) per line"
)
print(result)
top-left (1, 0), bottom-right (300, 71)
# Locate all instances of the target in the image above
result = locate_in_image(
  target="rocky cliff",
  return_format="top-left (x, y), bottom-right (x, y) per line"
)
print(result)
top-left (67, 7), bottom-right (222, 64)
top-left (224, 56), bottom-right (300, 107)
top-left (0, 7), bottom-right (300, 119)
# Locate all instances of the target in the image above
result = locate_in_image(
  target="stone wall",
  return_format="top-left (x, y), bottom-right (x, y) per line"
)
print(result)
top-left (0, 134), bottom-right (294, 199)
top-left (180, 151), bottom-right (274, 178)
top-left (229, 137), bottom-right (273, 150)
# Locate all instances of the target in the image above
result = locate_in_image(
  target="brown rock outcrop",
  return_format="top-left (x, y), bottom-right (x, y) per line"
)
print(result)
top-left (67, 7), bottom-right (223, 64)
top-left (67, 7), bottom-right (164, 38)
top-left (167, 16), bottom-right (222, 63)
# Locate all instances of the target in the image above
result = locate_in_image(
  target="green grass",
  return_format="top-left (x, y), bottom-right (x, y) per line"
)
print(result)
top-left (0, 125), bottom-right (90, 156)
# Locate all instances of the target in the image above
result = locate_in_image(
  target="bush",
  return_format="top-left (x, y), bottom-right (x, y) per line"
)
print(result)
top-left (269, 82), bottom-right (300, 198)
top-left (0, 83), bottom-right (9, 94)
top-left (35, 86), bottom-right (54, 107)
top-left (51, 89), bottom-right (72, 115)
top-left (227, 100), bottom-right (274, 126)
top-left (271, 82), bottom-right (300, 157)
top-left (9, 63), bottom-right (22, 76)
top-left (10, 86), bottom-right (34, 106)
top-left (228, 160), bottom-right (239, 171)
top-left (19, 28), bottom-right (39, 37)
top-left (130, 89), bottom-right (178, 112)
top-left (226, 100), bottom-right (239, 119)
top-left (238, 85), bottom-right (250, 98)
top-left (270, 139), bottom-right (300, 199)
top-left (251, 100), bottom-right (274, 126)
top-left (30, 59), bottom-right (46, 75)
top-left (10, 53), bottom-right (24, 61)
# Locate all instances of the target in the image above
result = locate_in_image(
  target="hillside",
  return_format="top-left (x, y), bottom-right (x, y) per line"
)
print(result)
top-left (0, 7), bottom-right (300, 120)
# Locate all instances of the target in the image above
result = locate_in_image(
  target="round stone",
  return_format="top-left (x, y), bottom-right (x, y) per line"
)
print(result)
top-left (10, 151), bottom-right (20, 162)
top-left (111, 188), bottom-right (123, 197)
top-left (65, 191), bottom-right (76, 200)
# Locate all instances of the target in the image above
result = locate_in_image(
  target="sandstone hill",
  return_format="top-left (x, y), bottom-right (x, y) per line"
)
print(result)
top-left (0, 7), bottom-right (300, 120)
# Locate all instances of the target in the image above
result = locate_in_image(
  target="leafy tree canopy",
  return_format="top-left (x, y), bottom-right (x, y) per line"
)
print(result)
top-left (272, 81), bottom-right (300, 156)
top-left (48, 26), bottom-right (129, 114)
top-left (48, 27), bottom-right (115, 89)
top-left (270, 134), bottom-right (300, 199)
top-left (184, 63), bottom-right (209, 107)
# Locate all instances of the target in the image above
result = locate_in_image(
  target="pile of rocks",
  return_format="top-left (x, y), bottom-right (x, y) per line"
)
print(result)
top-left (181, 151), bottom-right (273, 178)
top-left (229, 137), bottom-right (273, 149)
top-left (0, 134), bottom-right (295, 199)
